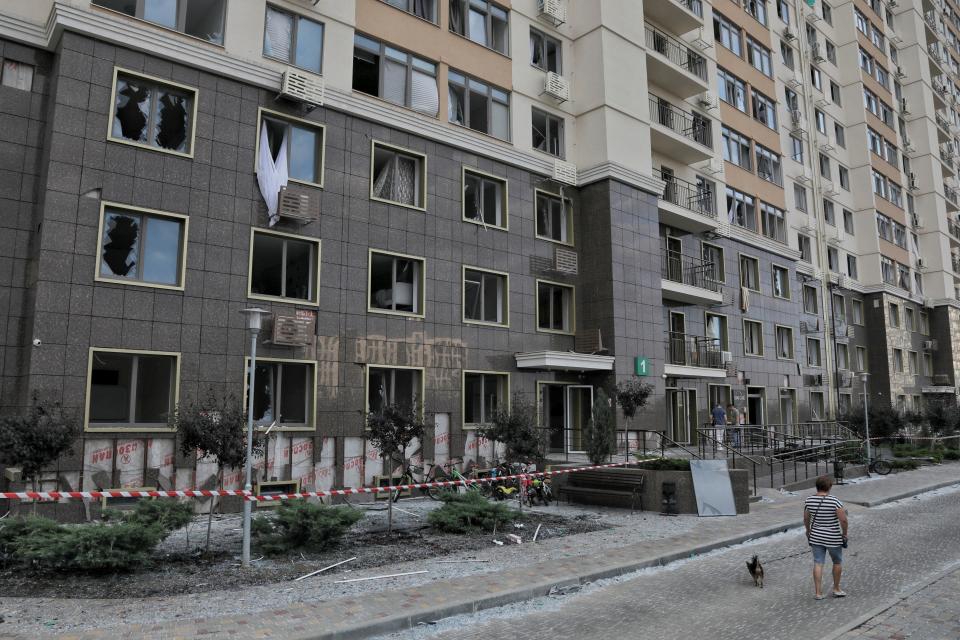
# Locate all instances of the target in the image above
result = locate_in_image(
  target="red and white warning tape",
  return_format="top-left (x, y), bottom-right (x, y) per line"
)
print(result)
top-left (0, 459), bottom-right (647, 502)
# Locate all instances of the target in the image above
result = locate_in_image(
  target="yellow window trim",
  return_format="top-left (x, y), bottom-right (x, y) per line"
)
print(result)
top-left (742, 318), bottom-right (764, 358)
top-left (242, 356), bottom-right (318, 432)
top-left (533, 187), bottom-right (574, 247)
top-left (774, 324), bottom-right (795, 361)
top-left (84, 347), bottom-right (181, 432)
top-left (247, 227), bottom-right (322, 307)
top-left (363, 363), bottom-right (427, 419)
top-left (254, 106), bottom-right (326, 189)
top-left (461, 264), bottom-right (510, 327)
top-left (93, 201), bottom-right (190, 291)
top-left (367, 248), bottom-right (427, 319)
top-left (461, 370), bottom-right (510, 430)
top-left (535, 278), bottom-right (576, 335)
top-left (461, 165), bottom-right (509, 231)
top-left (106, 66), bottom-right (199, 159)
top-left (369, 139), bottom-right (428, 211)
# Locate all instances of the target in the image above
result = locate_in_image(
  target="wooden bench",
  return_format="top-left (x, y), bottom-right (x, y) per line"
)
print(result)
top-left (558, 470), bottom-right (644, 512)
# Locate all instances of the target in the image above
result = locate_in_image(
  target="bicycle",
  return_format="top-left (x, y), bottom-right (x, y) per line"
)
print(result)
top-left (425, 461), bottom-right (492, 500)
top-left (865, 455), bottom-right (892, 475)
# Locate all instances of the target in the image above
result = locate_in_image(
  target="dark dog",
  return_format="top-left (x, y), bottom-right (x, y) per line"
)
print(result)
top-left (746, 555), bottom-right (764, 588)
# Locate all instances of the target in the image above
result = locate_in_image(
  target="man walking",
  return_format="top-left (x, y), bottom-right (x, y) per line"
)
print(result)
top-left (726, 403), bottom-right (741, 448)
top-left (711, 403), bottom-right (726, 449)
top-left (804, 475), bottom-right (849, 600)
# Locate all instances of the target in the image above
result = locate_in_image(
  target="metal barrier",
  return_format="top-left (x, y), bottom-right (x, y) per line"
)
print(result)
top-left (644, 23), bottom-right (707, 79)
top-left (653, 168), bottom-right (716, 219)
top-left (649, 95), bottom-right (712, 147)
top-left (661, 249), bottom-right (722, 292)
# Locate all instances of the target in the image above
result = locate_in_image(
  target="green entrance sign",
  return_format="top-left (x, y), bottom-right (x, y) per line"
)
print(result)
top-left (634, 356), bottom-right (650, 376)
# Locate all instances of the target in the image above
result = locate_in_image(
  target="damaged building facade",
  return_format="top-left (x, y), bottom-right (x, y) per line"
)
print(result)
top-left (1, 0), bottom-right (959, 498)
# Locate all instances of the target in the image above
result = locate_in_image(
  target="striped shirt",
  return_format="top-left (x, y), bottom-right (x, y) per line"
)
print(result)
top-left (805, 494), bottom-right (845, 547)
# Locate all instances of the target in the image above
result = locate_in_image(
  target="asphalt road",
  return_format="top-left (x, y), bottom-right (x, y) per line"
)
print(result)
top-left (385, 487), bottom-right (960, 640)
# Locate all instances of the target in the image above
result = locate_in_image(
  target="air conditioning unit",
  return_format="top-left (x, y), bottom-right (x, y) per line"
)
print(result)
top-left (277, 186), bottom-right (320, 222)
top-left (912, 213), bottom-right (923, 228)
top-left (917, 257), bottom-right (927, 269)
top-left (280, 69), bottom-right (324, 107)
top-left (923, 340), bottom-right (938, 350)
top-left (846, 325), bottom-right (856, 338)
top-left (783, 27), bottom-right (796, 41)
top-left (787, 73), bottom-right (804, 89)
top-left (543, 71), bottom-right (570, 102)
top-left (909, 172), bottom-right (920, 191)
top-left (900, 98), bottom-right (910, 114)
top-left (721, 351), bottom-right (733, 364)
top-left (790, 109), bottom-right (804, 132)
top-left (698, 91), bottom-right (718, 110)
top-left (805, 373), bottom-right (824, 387)
top-left (537, 0), bottom-right (567, 25)
top-left (554, 245), bottom-right (578, 274)
top-left (552, 159), bottom-right (577, 185)
top-left (823, 181), bottom-right (838, 196)
top-left (815, 97), bottom-right (831, 108)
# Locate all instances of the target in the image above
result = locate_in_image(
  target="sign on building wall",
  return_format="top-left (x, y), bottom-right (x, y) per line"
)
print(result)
top-left (634, 356), bottom-right (650, 376)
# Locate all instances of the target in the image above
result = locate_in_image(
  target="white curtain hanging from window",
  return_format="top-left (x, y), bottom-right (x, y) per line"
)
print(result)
top-left (410, 70), bottom-right (439, 117)
top-left (257, 121), bottom-right (289, 226)
top-left (264, 8), bottom-right (293, 62)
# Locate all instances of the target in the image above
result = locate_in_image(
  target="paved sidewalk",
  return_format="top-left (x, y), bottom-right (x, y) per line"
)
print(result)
top-left (42, 464), bottom-right (960, 640)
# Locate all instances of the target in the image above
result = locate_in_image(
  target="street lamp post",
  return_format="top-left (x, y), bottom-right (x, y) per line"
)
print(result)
top-left (240, 307), bottom-right (268, 568)
top-left (861, 372), bottom-right (871, 465)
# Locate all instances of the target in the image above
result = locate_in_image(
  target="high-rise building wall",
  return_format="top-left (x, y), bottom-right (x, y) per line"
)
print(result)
top-left (0, 0), bottom-right (956, 495)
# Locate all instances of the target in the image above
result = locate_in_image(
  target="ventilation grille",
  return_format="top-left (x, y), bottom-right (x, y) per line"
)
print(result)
top-left (553, 159), bottom-right (577, 185)
top-left (544, 71), bottom-right (570, 102)
top-left (278, 186), bottom-right (320, 222)
top-left (281, 69), bottom-right (324, 106)
top-left (537, 0), bottom-right (567, 25)
top-left (554, 245), bottom-right (578, 274)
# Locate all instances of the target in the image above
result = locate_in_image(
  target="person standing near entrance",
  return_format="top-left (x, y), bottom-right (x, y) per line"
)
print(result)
top-left (804, 475), bottom-right (849, 600)
top-left (726, 403), bottom-right (741, 448)
top-left (711, 403), bottom-right (726, 449)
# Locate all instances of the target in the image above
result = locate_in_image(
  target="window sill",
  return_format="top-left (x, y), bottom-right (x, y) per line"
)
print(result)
top-left (368, 307), bottom-right (426, 320)
top-left (772, 294), bottom-right (791, 301)
top-left (86, 425), bottom-right (175, 433)
top-left (536, 327), bottom-right (575, 336)
top-left (463, 216), bottom-right (508, 232)
top-left (535, 234), bottom-right (574, 248)
top-left (776, 356), bottom-right (795, 362)
top-left (463, 319), bottom-right (509, 329)
top-left (91, 4), bottom-right (227, 49)
top-left (263, 53), bottom-right (323, 78)
top-left (370, 194), bottom-right (427, 212)
top-left (531, 63), bottom-right (562, 76)
top-left (248, 293), bottom-right (320, 308)
top-left (378, 2), bottom-right (441, 27)
top-left (107, 134), bottom-right (194, 159)
top-left (531, 146), bottom-right (565, 161)
top-left (742, 353), bottom-right (765, 359)
top-left (95, 275), bottom-right (186, 292)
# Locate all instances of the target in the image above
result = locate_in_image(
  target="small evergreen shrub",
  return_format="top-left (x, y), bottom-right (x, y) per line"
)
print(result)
top-left (890, 459), bottom-right (919, 471)
top-left (635, 458), bottom-right (691, 471)
top-left (427, 491), bottom-right (517, 534)
top-left (944, 450), bottom-right (960, 461)
top-left (106, 499), bottom-right (195, 533)
top-left (252, 502), bottom-right (362, 555)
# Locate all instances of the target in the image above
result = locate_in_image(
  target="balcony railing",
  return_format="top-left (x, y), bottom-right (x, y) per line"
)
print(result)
top-left (653, 168), bottom-right (716, 219)
top-left (666, 332), bottom-right (725, 368)
top-left (946, 186), bottom-right (959, 204)
top-left (661, 249), bottom-right (722, 292)
top-left (680, 0), bottom-right (704, 17)
top-left (949, 221), bottom-right (960, 239)
top-left (649, 95), bottom-right (712, 147)
top-left (645, 23), bottom-right (707, 80)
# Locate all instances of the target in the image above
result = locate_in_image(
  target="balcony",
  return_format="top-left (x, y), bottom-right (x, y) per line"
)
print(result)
top-left (661, 249), bottom-right (724, 305)
top-left (644, 23), bottom-right (708, 98)
top-left (643, 0), bottom-right (703, 35)
top-left (945, 186), bottom-right (959, 210)
top-left (664, 332), bottom-right (728, 379)
top-left (649, 95), bottom-right (713, 164)
top-left (653, 168), bottom-right (718, 233)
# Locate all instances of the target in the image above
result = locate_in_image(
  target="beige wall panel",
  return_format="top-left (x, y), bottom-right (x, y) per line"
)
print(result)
top-left (876, 196), bottom-right (907, 225)
top-left (723, 162), bottom-right (787, 209)
top-left (718, 103), bottom-right (782, 153)
top-left (712, 0), bottom-right (772, 48)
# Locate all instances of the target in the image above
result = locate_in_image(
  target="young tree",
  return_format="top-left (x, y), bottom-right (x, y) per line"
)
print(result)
top-left (172, 390), bottom-right (263, 552)
top-left (585, 389), bottom-right (616, 465)
top-left (478, 394), bottom-right (543, 464)
top-left (0, 398), bottom-right (79, 511)
top-left (615, 379), bottom-right (653, 453)
top-left (366, 401), bottom-right (426, 532)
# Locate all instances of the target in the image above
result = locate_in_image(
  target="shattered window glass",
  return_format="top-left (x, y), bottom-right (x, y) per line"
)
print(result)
top-left (263, 116), bottom-right (322, 184)
top-left (100, 208), bottom-right (184, 286)
top-left (249, 361), bottom-right (312, 427)
top-left (250, 231), bottom-right (318, 302)
top-left (112, 73), bottom-right (194, 154)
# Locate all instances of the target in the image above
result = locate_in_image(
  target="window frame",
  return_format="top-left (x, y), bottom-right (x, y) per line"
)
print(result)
top-left (247, 227), bottom-right (322, 306)
top-left (535, 278), bottom-right (576, 335)
top-left (534, 188), bottom-right (574, 246)
top-left (353, 34), bottom-right (439, 117)
top-left (531, 107), bottom-right (565, 158)
top-left (775, 324), bottom-right (795, 360)
top-left (367, 248), bottom-right (427, 318)
top-left (529, 27), bottom-right (562, 74)
top-left (705, 311), bottom-right (730, 351)
top-left (365, 364), bottom-right (425, 416)
top-left (94, 201), bottom-right (189, 291)
top-left (462, 264), bottom-right (510, 327)
top-left (449, 0), bottom-right (510, 55)
top-left (739, 253), bottom-right (761, 292)
top-left (263, 4), bottom-right (325, 74)
top-left (381, 0), bottom-right (438, 23)
top-left (806, 337), bottom-right (823, 367)
top-left (255, 107), bottom-right (326, 189)
top-left (701, 241), bottom-right (726, 284)
top-left (369, 139), bottom-right (428, 211)
top-left (462, 166), bottom-right (508, 230)
top-left (448, 68), bottom-right (511, 141)
top-left (243, 356), bottom-right (318, 431)
top-left (85, 347), bottom-right (181, 432)
top-left (462, 370), bottom-right (510, 429)
top-left (107, 67), bottom-right (199, 158)
top-left (802, 284), bottom-right (819, 314)
top-left (93, 0), bottom-right (227, 46)
top-left (743, 318), bottom-right (765, 357)
top-left (771, 264), bottom-right (791, 299)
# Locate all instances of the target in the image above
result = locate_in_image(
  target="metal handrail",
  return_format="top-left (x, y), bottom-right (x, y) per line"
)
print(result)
top-left (649, 95), bottom-right (712, 147)
top-left (644, 23), bottom-right (707, 80)
top-left (666, 332), bottom-right (725, 368)
top-left (680, 0), bottom-right (704, 17)
top-left (661, 249), bottom-right (722, 292)
top-left (653, 168), bottom-right (717, 218)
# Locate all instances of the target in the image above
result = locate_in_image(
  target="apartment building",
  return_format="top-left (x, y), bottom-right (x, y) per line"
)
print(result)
top-left (0, 0), bottom-right (957, 497)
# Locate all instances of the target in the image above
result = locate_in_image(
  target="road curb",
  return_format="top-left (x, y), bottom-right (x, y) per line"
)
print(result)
top-left (818, 562), bottom-right (960, 640)
top-left (842, 479), bottom-right (960, 507)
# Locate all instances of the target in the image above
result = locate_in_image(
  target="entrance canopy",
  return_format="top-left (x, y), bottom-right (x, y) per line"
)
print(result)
top-left (515, 351), bottom-right (615, 371)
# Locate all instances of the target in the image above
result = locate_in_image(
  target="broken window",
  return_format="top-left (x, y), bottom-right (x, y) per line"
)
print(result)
top-left (94, 0), bottom-right (225, 44)
top-left (249, 230), bottom-right (319, 303)
top-left (371, 143), bottom-right (426, 208)
top-left (367, 367), bottom-right (420, 414)
top-left (530, 28), bottom-right (561, 73)
top-left (249, 360), bottom-right (313, 428)
top-left (260, 115), bottom-right (323, 184)
top-left (88, 350), bottom-right (177, 429)
top-left (464, 372), bottom-right (507, 426)
top-left (449, 0), bottom-right (509, 54)
top-left (535, 191), bottom-right (571, 243)
top-left (353, 34), bottom-right (439, 117)
top-left (1, 59), bottom-right (33, 91)
top-left (463, 170), bottom-right (506, 228)
top-left (537, 281), bottom-right (573, 333)
top-left (532, 107), bottom-right (564, 157)
top-left (99, 206), bottom-right (186, 287)
top-left (264, 5), bottom-right (324, 74)
top-left (369, 251), bottom-right (424, 315)
top-left (448, 69), bottom-right (510, 140)
top-left (111, 72), bottom-right (195, 154)
top-left (464, 268), bottom-right (506, 324)
top-left (384, 0), bottom-right (437, 22)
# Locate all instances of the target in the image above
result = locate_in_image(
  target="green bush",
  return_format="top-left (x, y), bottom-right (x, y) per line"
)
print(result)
top-left (427, 491), bottom-right (517, 534)
top-left (106, 499), bottom-right (195, 533)
top-left (252, 502), bottom-right (362, 555)
top-left (635, 458), bottom-right (691, 471)
top-left (944, 450), bottom-right (960, 461)
top-left (890, 459), bottom-right (920, 471)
